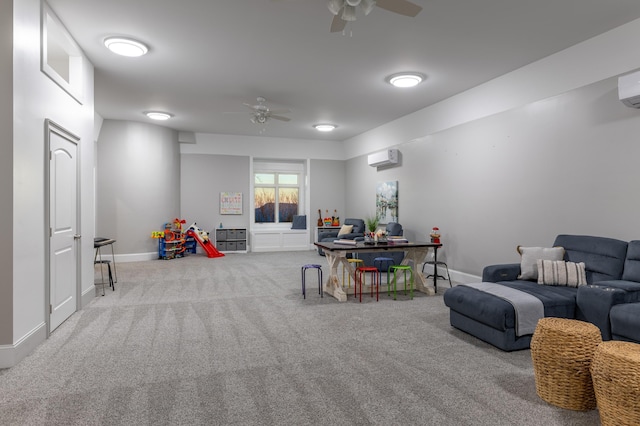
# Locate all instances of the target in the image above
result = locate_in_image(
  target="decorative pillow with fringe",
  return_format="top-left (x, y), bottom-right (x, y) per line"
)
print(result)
top-left (537, 259), bottom-right (587, 287)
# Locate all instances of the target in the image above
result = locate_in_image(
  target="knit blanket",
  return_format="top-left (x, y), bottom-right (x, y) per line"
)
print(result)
top-left (461, 282), bottom-right (544, 336)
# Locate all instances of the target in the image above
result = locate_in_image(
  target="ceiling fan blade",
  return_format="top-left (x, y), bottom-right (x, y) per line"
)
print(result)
top-left (267, 108), bottom-right (291, 115)
top-left (269, 115), bottom-right (291, 122)
top-left (330, 14), bottom-right (347, 32)
top-left (242, 103), bottom-right (257, 110)
top-left (375, 0), bottom-right (422, 17)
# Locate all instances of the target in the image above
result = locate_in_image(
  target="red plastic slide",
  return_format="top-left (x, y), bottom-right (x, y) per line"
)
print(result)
top-left (186, 228), bottom-right (224, 258)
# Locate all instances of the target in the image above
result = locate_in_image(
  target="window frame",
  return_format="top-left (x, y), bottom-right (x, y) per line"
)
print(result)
top-left (252, 161), bottom-right (305, 227)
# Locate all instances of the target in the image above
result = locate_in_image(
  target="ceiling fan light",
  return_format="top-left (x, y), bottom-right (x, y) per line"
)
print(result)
top-left (313, 124), bottom-right (337, 132)
top-left (361, 0), bottom-right (376, 15)
top-left (341, 5), bottom-right (357, 21)
top-left (104, 37), bottom-right (148, 57)
top-left (345, 0), bottom-right (361, 6)
top-left (387, 72), bottom-right (425, 88)
top-left (327, 0), bottom-right (343, 15)
top-left (145, 111), bottom-right (172, 120)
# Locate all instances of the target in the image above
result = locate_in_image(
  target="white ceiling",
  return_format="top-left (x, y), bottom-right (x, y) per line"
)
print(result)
top-left (48, 0), bottom-right (640, 142)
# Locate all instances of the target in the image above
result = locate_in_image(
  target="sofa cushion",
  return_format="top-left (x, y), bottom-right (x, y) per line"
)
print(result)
top-left (337, 224), bottom-right (353, 236)
top-left (610, 303), bottom-right (640, 343)
top-left (622, 240), bottom-right (640, 282)
top-left (553, 234), bottom-right (628, 283)
top-left (443, 281), bottom-right (577, 333)
top-left (537, 260), bottom-right (587, 287)
top-left (516, 246), bottom-right (564, 280)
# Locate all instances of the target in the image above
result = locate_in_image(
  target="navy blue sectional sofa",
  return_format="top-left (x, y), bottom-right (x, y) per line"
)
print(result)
top-left (443, 235), bottom-right (640, 351)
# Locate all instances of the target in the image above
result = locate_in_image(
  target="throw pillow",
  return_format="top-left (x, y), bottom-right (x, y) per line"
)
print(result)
top-left (291, 215), bottom-right (306, 230)
top-left (517, 246), bottom-right (564, 280)
top-left (537, 259), bottom-right (587, 287)
top-left (337, 225), bottom-right (353, 236)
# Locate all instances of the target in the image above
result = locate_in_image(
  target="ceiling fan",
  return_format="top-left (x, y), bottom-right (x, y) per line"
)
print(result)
top-left (328, 0), bottom-right (423, 32)
top-left (230, 97), bottom-right (291, 125)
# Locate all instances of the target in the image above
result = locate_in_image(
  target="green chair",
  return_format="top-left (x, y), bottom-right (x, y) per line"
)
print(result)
top-left (390, 265), bottom-right (414, 300)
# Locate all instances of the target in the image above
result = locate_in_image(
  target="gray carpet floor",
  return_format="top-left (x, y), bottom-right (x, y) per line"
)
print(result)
top-left (0, 250), bottom-right (601, 425)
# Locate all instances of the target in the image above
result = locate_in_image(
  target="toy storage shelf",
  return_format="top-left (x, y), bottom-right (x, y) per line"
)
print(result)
top-left (158, 235), bottom-right (196, 260)
top-left (215, 228), bottom-right (247, 253)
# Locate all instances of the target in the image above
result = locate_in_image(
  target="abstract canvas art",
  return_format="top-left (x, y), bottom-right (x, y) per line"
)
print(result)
top-left (376, 181), bottom-right (398, 223)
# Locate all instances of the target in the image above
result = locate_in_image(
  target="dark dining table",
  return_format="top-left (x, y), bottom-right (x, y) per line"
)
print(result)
top-left (314, 240), bottom-right (442, 302)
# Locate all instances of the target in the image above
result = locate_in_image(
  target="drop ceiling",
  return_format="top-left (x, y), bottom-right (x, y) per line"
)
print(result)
top-left (47, 0), bottom-right (640, 141)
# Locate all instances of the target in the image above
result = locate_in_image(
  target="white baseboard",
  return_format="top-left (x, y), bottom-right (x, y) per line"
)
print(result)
top-left (420, 262), bottom-right (481, 285)
top-left (0, 322), bottom-right (46, 369)
top-left (112, 252), bottom-right (157, 263)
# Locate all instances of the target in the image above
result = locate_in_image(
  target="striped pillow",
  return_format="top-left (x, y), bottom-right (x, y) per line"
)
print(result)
top-left (537, 259), bottom-right (587, 287)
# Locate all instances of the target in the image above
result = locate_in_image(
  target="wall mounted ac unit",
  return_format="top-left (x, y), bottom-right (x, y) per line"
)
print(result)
top-left (619, 71), bottom-right (640, 108)
top-left (367, 149), bottom-right (398, 167)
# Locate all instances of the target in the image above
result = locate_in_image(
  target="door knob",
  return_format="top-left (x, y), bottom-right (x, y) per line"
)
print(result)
top-left (74, 234), bottom-right (81, 240)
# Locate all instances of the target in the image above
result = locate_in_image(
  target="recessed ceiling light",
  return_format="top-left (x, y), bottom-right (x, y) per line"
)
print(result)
top-left (313, 124), bottom-right (337, 132)
top-left (387, 72), bottom-right (425, 88)
top-left (104, 37), bottom-right (149, 57)
top-left (145, 111), bottom-right (172, 121)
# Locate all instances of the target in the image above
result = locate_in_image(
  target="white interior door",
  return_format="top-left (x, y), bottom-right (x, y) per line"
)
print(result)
top-left (49, 121), bottom-right (79, 332)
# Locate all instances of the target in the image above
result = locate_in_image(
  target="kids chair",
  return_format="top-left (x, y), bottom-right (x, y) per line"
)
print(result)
top-left (373, 257), bottom-right (395, 295)
top-left (342, 258), bottom-right (364, 288)
top-left (355, 266), bottom-right (380, 302)
top-left (390, 265), bottom-right (414, 300)
top-left (301, 264), bottom-right (323, 299)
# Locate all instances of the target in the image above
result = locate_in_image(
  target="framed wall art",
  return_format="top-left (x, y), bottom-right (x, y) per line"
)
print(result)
top-left (376, 181), bottom-right (398, 223)
top-left (220, 192), bottom-right (243, 215)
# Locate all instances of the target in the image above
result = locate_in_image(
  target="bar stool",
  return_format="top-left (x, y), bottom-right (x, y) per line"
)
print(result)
top-left (355, 266), bottom-right (380, 302)
top-left (390, 265), bottom-right (414, 300)
top-left (422, 260), bottom-right (452, 289)
top-left (94, 259), bottom-right (115, 296)
top-left (342, 258), bottom-right (363, 288)
top-left (373, 257), bottom-right (395, 295)
top-left (301, 264), bottom-right (323, 299)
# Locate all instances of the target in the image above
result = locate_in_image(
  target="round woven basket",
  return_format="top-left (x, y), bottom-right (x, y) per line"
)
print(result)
top-left (591, 341), bottom-right (640, 426)
top-left (530, 318), bottom-right (602, 411)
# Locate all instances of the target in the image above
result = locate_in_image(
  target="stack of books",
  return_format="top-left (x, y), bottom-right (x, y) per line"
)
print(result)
top-left (334, 239), bottom-right (358, 245)
top-left (387, 236), bottom-right (409, 244)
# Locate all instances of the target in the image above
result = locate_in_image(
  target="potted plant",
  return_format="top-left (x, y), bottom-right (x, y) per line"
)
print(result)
top-left (364, 215), bottom-right (379, 244)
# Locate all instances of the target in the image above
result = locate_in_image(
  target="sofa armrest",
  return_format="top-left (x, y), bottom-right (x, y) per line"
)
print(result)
top-left (576, 285), bottom-right (627, 341)
top-left (482, 263), bottom-right (521, 282)
top-left (318, 230), bottom-right (339, 240)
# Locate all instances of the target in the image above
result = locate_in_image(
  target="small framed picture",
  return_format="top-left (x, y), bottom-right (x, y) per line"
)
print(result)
top-left (220, 192), bottom-right (242, 215)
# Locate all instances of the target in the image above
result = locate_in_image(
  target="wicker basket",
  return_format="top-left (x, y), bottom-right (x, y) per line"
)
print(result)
top-left (530, 318), bottom-right (602, 411)
top-left (591, 341), bottom-right (640, 426)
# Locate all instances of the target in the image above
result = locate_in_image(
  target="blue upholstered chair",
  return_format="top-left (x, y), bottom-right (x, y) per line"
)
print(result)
top-left (317, 218), bottom-right (365, 256)
top-left (357, 222), bottom-right (405, 267)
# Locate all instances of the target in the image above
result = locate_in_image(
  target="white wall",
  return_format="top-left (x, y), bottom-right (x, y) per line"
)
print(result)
top-left (181, 154), bottom-right (250, 233)
top-left (181, 133), bottom-right (345, 160)
top-left (0, 0), bottom-right (13, 346)
top-left (7, 0), bottom-right (95, 365)
top-left (346, 76), bottom-right (640, 279)
top-left (97, 120), bottom-right (180, 257)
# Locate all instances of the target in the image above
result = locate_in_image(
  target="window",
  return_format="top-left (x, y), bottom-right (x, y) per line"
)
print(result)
top-left (254, 172), bottom-right (300, 223)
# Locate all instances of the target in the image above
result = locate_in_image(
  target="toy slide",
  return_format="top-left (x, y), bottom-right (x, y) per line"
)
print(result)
top-left (186, 223), bottom-right (224, 258)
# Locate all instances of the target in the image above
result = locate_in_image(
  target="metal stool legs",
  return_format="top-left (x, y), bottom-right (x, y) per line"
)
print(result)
top-left (301, 264), bottom-right (323, 299)
top-left (373, 257), bottom-right (395, 296)
top-left (390, 265), bottom-right (414, 300)
top-left (355, 266), bottom-right (380, 302)
top-left (342, 258), bottom-right (363, 288)
top-left (422, 261), bottom-right (452, 292)
top-left (94, 260), bottom-right (114, 296)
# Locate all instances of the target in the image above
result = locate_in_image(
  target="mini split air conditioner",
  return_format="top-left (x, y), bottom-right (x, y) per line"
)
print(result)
top-left (619, 71), bottom-right (640, 108)
top-left (367, 149), bottom-right (398, 167)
